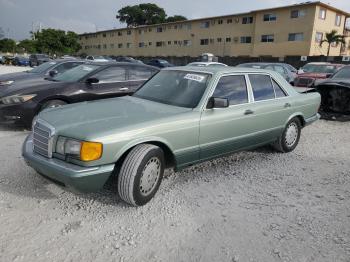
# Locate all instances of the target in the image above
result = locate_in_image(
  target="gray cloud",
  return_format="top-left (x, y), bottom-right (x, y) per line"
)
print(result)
top-left (0, 0), bottom-right (349, 40)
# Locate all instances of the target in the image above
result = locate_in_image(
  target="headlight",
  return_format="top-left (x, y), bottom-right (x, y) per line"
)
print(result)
top-left (0, 80), bottom-right (14, 86)
top-left (55, 136), bottom-right (102, 162)
top-left (1, 94), bottom-right (36, 105)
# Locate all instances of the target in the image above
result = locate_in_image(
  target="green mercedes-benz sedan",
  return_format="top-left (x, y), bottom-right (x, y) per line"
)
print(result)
top-left (23, 67), bottom-right (321, 206)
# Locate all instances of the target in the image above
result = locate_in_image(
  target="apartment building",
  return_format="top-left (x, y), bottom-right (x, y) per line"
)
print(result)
top-left (78, 1), bottom-right (350, 57)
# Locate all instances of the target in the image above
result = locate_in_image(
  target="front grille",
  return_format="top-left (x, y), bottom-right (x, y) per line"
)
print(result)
top-left (33, 120), bottom-right (55, 158)
top-left (296, 77), bottom-right (314, 87)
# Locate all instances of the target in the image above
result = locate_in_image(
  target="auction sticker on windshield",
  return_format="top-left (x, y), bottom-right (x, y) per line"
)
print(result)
top-left (184, 74), bottom-right (205, 82)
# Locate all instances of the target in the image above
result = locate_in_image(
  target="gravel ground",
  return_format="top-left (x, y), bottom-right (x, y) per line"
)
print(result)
top-left (0, 66), bottom-right (349, 262)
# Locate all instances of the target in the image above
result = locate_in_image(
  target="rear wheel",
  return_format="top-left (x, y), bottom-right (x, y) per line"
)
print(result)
top-left (117, 144), bottom-right (165, 206)
top-left (273, 118), bottom-right (301, 153)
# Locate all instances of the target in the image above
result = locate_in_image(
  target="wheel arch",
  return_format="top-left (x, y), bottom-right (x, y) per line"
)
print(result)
top-left (114, 138), bottom-right (177, 172)
top-left (285, 112), bottom-right (306, 127)
top-left (36, 96), bottom-right (71, 113)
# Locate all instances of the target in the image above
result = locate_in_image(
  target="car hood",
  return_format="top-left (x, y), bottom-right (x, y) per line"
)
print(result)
top-left (0, 77), bottom-right (54, 97)
top-left (38, 96), bottom-right (192, 140)
top-left (0, 71), bottom-right (39, 82)
top-left (297, 73), bottom-right (329, 79)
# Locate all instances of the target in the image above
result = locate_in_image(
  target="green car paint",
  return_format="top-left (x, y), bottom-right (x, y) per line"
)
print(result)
top-left (22, 67), bottom-right (321, 192)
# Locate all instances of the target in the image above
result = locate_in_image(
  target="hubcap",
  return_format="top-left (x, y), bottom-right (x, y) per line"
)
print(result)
top-left (139, 157), bottom-right (161, 197)
top-left (285, 122), bottom-right (298, 147)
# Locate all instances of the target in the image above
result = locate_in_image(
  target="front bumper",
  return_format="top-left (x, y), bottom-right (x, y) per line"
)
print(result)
top-left (0, 101), bottom-right (37, 126)
top-left (22, 135), bottom-right (114, 192)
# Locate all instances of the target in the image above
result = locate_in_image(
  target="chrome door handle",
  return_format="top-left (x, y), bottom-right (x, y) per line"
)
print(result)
top-left (119, 87), bottom-right (129, 91)
top-left (244, 109), bottom-right (254, 115)
top-left (284, 103), bottom-right (291, 108)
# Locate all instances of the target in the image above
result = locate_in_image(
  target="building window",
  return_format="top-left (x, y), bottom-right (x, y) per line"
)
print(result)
top-left (291, 10), bottom-right (306, 18)
top-left (319, 8), bottom-right (326, 20)
top-left (127, 43), bottom-right (131, 48)
top-left (218, 19), bottom-right (223, 24)
top-left (148, 28), bottom-right (152, 32)
top-left (174, 40), bottom-right (178, 45)
top-left (227, 18), bottom-right (233, 24)
top-left (102, 33), bottom-right (106, 37)
top-left (335, 14), bottom-right (342, 26)
top-left (184, 40), bottom-right (192, 46)
top-left (242, 17), bottom-right (253, 24)
top-left (139, 42), bottom-right (145, 48)
top-left (240, 36), bottom-right (252, 43)
top-left (178, 24), bottom-right (183, 29)
top-left (200, 21), bottom-right (210, 28)
top-left (102, 44), bottom-right (107, 49)
top-left (156, 41), bottom-right (164, 47)
top-left (200, 39), bottom-right (209, 45)
top-left (288, 33), bottom-right (304, 41)
top-left (168, 41), bottom-right (172, 45)
top-left (263, 14), bottom-right (277, 21)
top-left (210, 39), bottom-right (214, 44)
top-left (110, 33), bottom-right (114, 37)
top-left (226, 37), bottom-right (231, 42)
top-left (185, 24), bottom-right (192, 30)
top-left (157, 27), bottom-right (163, 33)
top-left (315, 32), bottom-right (323, 43)
top-left (261, 34), bottom-right (274, 42)
top-left (118, 31), bottom-right (122, 36)
top-left (217, 38), bottom-right (222, 43)
top-left (148, 42), bottom-right (152, 46)
top-left (127, 30), bottom-right (132, 35)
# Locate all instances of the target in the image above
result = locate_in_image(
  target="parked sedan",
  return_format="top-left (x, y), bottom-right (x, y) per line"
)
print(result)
top-left (146, 59), bottom-right (174, 68)
top-left (315, 65), bottom-right (350, 114)
top-left (29, 54), bottom-right (50, 67)
top-left (22, 67), bottom-right (320, 206)
top-left (0, 62), bottom-right (159, 126)
top-left (187, 62), bottom-right (228, 67)
top-left (237, 63), bottom-right (297, 84)
top-left (13, 56), bottom-right (30, 66)
top-left (0, 60), bottom-right (85, 86)
top-left (294, 63), bottom-right (344, 87)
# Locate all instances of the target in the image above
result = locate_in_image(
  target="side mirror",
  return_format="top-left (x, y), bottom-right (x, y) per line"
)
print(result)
top-left (49, 70), bottom-right (58, 77)
top-left (207, 97), bottom-right (229, 109)
top-left (86, 77), bottom-right (99, 84)
top-left (298, 68), bottom-right (304, 74)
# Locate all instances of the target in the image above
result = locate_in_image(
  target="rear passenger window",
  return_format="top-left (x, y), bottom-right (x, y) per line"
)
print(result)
top-left (213, 75), bottom-right (248, 105)
top-left (249, 74), bottom-right (275, 101)
top-left (93, 66), bottom-right (126, 82)
top-left (129, 67), bottom-right (154, 80)
top-left (272, 79), bottom-right (287, 98)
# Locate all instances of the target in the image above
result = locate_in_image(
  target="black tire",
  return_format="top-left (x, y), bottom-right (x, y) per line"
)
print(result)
top-left (273, 117), bottom-right (301, 153)
top-left (118, 144), bottom-right (165, 206)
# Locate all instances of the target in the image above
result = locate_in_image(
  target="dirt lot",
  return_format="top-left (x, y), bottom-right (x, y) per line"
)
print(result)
top-left (0, 66), bottom-right (349, 262)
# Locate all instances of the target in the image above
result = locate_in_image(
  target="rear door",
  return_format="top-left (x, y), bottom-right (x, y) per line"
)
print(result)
top-left (127, 66), bottom-right (158, 92)
top-left (246, 73), bottom-right (291, 143)
top-left (89, 65), bottom-right (129, 97)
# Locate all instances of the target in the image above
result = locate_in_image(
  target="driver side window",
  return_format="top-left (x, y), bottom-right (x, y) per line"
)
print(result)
top-left (92, 66), bottom-right (126, 83)
top-left (212, 75), bottom-right (248, 106)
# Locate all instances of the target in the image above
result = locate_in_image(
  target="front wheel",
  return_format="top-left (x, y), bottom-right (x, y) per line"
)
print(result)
top-left (118, 144), bottom-right (165, 206)
top-left (272, 118), bottom-right (301, 153)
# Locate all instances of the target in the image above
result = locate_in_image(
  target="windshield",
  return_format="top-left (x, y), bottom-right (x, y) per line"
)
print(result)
top-left (53, 64), bottom-right (101, 82)
top-left (332, 67), bottom-right (350, 79)
top-left (134, 70), bottom-right (211, 108)
top-left (29, 61), bottom-right (57, 73)
top-left (302, 64), bottom-right (337, 74)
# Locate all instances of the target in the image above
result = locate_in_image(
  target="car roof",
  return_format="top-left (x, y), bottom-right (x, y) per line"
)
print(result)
top-left (165, 66), bottom-right (278, 75)
top-left (238, 62), bottom-right (288, 66)
top-left (84, 61), bottom-right (159, 70)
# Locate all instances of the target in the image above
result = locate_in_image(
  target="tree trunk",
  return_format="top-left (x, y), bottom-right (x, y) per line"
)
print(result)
top-left (327, 43), bottom-right (331, 56)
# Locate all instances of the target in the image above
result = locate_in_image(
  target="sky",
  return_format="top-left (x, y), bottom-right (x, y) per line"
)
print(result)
top-left (1, 0), bottom-right (350, 40)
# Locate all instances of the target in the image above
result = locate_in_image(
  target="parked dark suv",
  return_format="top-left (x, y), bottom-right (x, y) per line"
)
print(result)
top-left (29, 54), bottom-right (51, 67)
top-left (0, 62), bottom-right (159, 127)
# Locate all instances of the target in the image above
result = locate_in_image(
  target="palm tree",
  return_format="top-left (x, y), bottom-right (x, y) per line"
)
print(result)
top-left (320, 30), bottom-right (345, 56)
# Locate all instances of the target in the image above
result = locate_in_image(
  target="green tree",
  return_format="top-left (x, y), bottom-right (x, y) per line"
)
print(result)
top-left (165, 15), bottom-right (187, 23)
top-left (0, 38), bottom-right (16, 53)
top-left (320, 30), bottom-right (345, 56)
top-left (17, 39), bottom-right (37, 53)
top-left (116, 3), bottom-right (186, 27)
top-left (33, 28), bottom-right (81, 55)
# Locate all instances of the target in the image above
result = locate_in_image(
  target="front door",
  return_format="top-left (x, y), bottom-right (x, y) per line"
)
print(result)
top-left (199, 74), bottom-right (258, 160)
